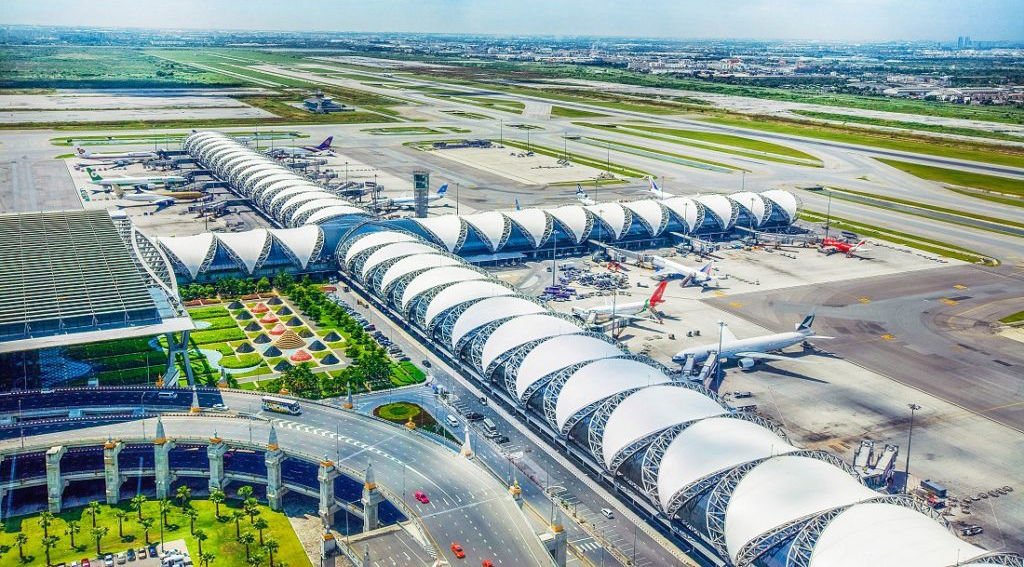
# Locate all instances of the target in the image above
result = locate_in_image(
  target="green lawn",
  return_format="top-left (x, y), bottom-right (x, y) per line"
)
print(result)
top-left (362, 126), bottom-right (445, 135)
top-left (439, 110), bottom-right (491, 120)
top-left (790, 110), bottom-right (1024, 144)
top-left (582, 136), bottom-right (743, 172)
top-left (1, 498), bottom-right (309, 567)
top-left (499, 138), bottom-right (649, 178)
top-left (999, 311), bottom-right (1024, 325)
top-left (875, 158), bottom-right (1024, 197)
top-left (551, 106), bottom-right (608, 119)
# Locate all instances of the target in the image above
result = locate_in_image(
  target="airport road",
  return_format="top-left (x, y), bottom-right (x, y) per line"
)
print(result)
top-left (706, 264), bottom-right (1024, 432)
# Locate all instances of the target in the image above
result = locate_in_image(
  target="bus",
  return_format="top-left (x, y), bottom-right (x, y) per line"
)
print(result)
top-left (261, 396), bottom-right (301, 415)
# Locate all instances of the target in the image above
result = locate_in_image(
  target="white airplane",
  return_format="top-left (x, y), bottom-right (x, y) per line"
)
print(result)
top-left (87, 168), bottom-right (186, 189)
top-left (647, 176), bottom-right (673, 199)
top-left (575, 184), bottom-right (596, 206)
top-left (651, 256), bottom-right (718, 287)
top-left (75, 145), bottom-right (157, 160)
top-left (672, 312), bottom-right (833, 369)
top-left (390, 184), bottom-right (449, 209)
top-left (572, 280), bottom-right (668, 326)
top-left (266, 136), bottom-right (335, 157)
top-left (118, 189), bottom-right (175, 211)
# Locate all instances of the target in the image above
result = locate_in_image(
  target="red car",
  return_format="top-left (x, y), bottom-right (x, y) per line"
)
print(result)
top-left (81, 560), bottom-right (91, 567)
top-left (414, 490), bottom-right (430, 504)
top-left (482, 561), bottom-right (495, 567)
top-left (450, 543), bottom-right (466, 559)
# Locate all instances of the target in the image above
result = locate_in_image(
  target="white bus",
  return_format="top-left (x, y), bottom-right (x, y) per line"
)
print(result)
top-left (261, 396), bottom-right (301, 415)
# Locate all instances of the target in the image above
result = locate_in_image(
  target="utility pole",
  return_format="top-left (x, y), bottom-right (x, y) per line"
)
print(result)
top-left (716, 321), bottom-right (726, 387)
top-left (824, 190), bottom-right (832, 239)
top-left (904, 403), bottom-right (921, 494)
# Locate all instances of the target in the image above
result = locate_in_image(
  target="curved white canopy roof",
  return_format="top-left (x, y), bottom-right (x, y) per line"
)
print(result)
top-left (270, 187), bottom-right (329, 212)
top-left (424, 281), bottom-right (515, 327)
top-left (514, 335), bottom-right (624, 401)
top-left (216, 229), bottom-right (269, 274)
top-left (585, 203), bottom-right (628, 239)
top-left (304, 205), bottom-right (365, 226)
top-left (400, 267), bottom-right (486, 310)
top-left (288, 197), bottom-right (349, 225)
top-left (231, 159), bottom-right (276, 181)
top-left (450, 296), bottom-right (546, 349)
top-left (602, 385), bottom-right (726, 469)
top-left (158, 233), bottom-right (215, 278)
top-left (622, 200), bottom-right (666, 236)
top-left (548, 206), bottom-right (589, 243)
top-left (344, 231), bottom-right (418, 265)
top-left (695, 194), bottom-right (736, 229)
top-left (657, 417), bottom-right (796, 512)
top-left (360, 241), bottom-right (440, 279)
top-left (504, 209), bottom-right (549, 247)
top-left (413, 216), bottom-right (465, 251)
top-left (480, 314), bottom-right (582, 372)
top-left (463, 212), bottom-right (508, 251)
top-left (761, 189), bottom-right (798, 222)
top-left (724, 455), bottom-right (879, 562)
top-left (729, 191), bottom-right (767, 226)
top-left (269, 226), bottom-right (321, 268)
top-left (555, 358), bottom-right (669, 431)
top-left (249, 172), bottom-right (297, 196)
top-left (258, 179), bottom-right (316, 207)
top-left (661, 197), bottom-right (700, 231)
top-left (808, 502), bottom-right (986, 567)
top-left (379, 254), bottom-right (463, 295)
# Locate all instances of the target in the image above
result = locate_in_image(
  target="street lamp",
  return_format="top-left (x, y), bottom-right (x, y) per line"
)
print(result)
top-left (716, 321), bottom-right (726, 386)
top-left (903, 403), bottom-right (921, 493)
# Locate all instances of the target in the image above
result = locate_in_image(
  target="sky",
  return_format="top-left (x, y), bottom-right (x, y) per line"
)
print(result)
top-left (2, 0), bottom-right (1022, 42)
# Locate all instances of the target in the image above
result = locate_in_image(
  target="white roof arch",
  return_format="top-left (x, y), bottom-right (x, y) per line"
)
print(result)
top-left (278, 191), bottom-right (338, 217)
top-left (269, 226), bottom-right (322, 269)
top-left (215, 229), bottom-right (269, 274)
top-left (269, 186), bottom-right (326, 213)
top-left (288, 197), bottom-right (350, 225)
top-left (585, 203), bottom-right (628, 239)
top-left (344, 231), bottom-right (418, 265)
top-left (547, 206), bottom-right (589, 243)
top-left (621, 200), bottom-right (667, 236)
top-left (379, 254), bottom-right (464, 295)
top-left (400, 267), bottom-right (487, 310)
top-left (761, 189), bottom-right (799, 222)
top-left (450, 296), bottom-right (546, 349)
top-left (504, 209), bottom-right (549, 247)
top-left (481, 314), bottom-right (583, 372)
top-left (250, 173), bottom-right (302, 199)
top-left (256, 179), bottom-right (311, 207)
top-left (657, 417), bottom-right (796, 512)
top-left (303, 205), bottom-right (365, 226)
top-left (219, 153), bottom-right (262, 174)
top-left (555, 358), bottom-right (670, 431)
top-left (729, 191), bottom-right (767, 226)
top-left (514, 335), bottom-right (624, 401)
top-left (602, 385), bottom-right (726, 469)
top-left (661, 197), bottom-right (700, 231)
top-left (695, 194), bottom-right (736, 229)
top-left (230, 160), bottom-right (277, 182)
top-left (158, 233), bottom-right (215, 278)
top-left (262, 181), bottom-right (321, 210)
top-left (424, 281), bottom-right (515, 327)
top-left (462, 212), bottom-right (508, 251)
top-left (412, 216), bottom-right (465, 251)
top-left (361, 241), bottom-right (441, 279)
top-left (808, 502), bottom-right (987, 567)
top-left (724, 455), bottom-right (879, 562)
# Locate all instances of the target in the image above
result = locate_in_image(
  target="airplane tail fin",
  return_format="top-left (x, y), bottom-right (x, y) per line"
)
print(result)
top-left (318, 136), bottom-right (334, 150)
top-left (515, 197), bottom-right (521, 211)
top-left (797, 311), bottom-right (816, 331)
top-left (437, 183), bottom-right (448, 196)
top-left (853, 240), bottom-right (867, 251)
top-left (648, 176), bottom-right (661, 195)
top-left (86, 168), bottom-right (102, 182)
top-left (576, 183), bottom-right (584, 196)
top-left (649, 280), bottom-right (669, 307)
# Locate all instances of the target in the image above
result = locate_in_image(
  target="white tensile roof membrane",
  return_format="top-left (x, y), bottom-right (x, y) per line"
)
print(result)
top-left (215, 229), bottom-right (269, 274)
top-left (269, 226), bottom-right (321, 269)
top-left (344, 231), bottom-right (418, 265)
top-left (360, 242), bottom-right (440, 279)
top-left (548, 206), bottom-right (589, 243)
top-left (807, 502), bottom-right (987, 567)
top-left (378, 254), bottom-right (463, 295)
top-left (463, 211), bottom-right (508, 251)
top-left (259, 180), bottom-right (317, 208)
top-left (729, 191), bottom-right (767, 226)
top-left (695, 194), bottom-right (736, 229)
top-left (249, 173), bottom-right (297, 197)
top-left (424, 281), bottom-right (516, 327)
top-left (760, 189), bottom-right (799, 222)
top-left (585, 203), bottom-right (628, 239)
top-left (480, 314), bottom-right (582, 372)
top-left (158, 233), bottom-right (215, 278)
top-left (413, 216), bottom-right (465, 252)
top-left (657, 417), bottom-right (797, 512)
top-left (400, 267), bottom-right (487, 310)
top-left (270, 186), bottom-right (329, 212)
top-left (279, 191), bottom-right (338, 217)
top-left (504, 209), bottom-right (549, 247)
top-left (303, 205), bottom-right (365, 226)
top-left (601, 385), bottom-right (726, 469)
top-left (724, 455), bottom-right (879, 562)
top-left (514, 334), bottom-right (624, 402)
top-left (622, 200), bottom-right (666, 236)
top-left (555, 358), bottom-right (670, 431)
top-left (288, 197), bottom-right (350, 225)
top-left (661, 197), bottom-right (700, 232)
top-left (450, 296), bottom-right (546, 349)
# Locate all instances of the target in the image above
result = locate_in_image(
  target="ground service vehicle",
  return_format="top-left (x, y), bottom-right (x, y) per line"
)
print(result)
top-left (261, 396), bottom-right (301, 415)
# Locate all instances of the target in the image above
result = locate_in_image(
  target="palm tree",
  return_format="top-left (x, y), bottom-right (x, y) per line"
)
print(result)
top-left (231, 510), bottom-right (245, 538)
top-left (237, 485), bottom-right (254, 503)
top-left (263, 538), bottom-right (280, 567)
top-left (92, 526), bottom-right (109, 555)
top-left (200, 551), bottom-right (215, 567)
top-left (114, 510), bottom-right (129, 539)
top-left (210, 489), bottom-right (226, 518)
top-left (66, 520), bottom-right (81, 549)
top-left (244, 497), bottom-right (260, 523)
top-left (15, 532), bottom-right (28, 562)
top-left (140, 518), bottom-right (155, 545)
top-left (176, 485), bottom-right (192, 509)
top-left (42, 535), bottom-right (60, 566)
top-left (159, 499), bottom-right (173, 528)
top-left (194, 529), bottom-right (208, 556)
top-left (86, 500), bottom-right (102, 528)
top-left (131, 494), bottom-right (148, 520)
top-left (246, 552), bottom-right (264, 567)
top-left (253, 517), bottom-right (269, 545)
top-left (184, 507), bottom-right (199, 535)
top-left (38, 510), bottom-right (55, 538)
top-left (238, 531), bottom-right (256, 561)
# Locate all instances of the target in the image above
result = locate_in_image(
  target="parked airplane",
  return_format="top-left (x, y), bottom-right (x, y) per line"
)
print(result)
top-left (819, 237), bottom-right (869, 257)
top-left (118, 189), bottom-right (175, 211)
top-left (572, 280), bottom-right (669, 326)
top-left (647, 176), bottom-right (673, 199)
top-left (576, 184), bottom-right (596, 206)
top-left (266, 136), bottom-right (335, 157)
top-left (390, 184), bottom-right (449, 209)
top-left (651, 256), bottom-right (718, 287)
top-left (672, 312), bottom-right (832, 369)
top-left (87, 168), bottom-right (186, 189)
top-left (75, 146), bottom-right (157, 160)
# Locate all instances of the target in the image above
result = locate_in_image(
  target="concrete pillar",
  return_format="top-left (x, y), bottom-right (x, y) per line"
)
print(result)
top-left (548, 521), bottom-right (567, 567)
top-left (459, 426), bottom-right (473, 459)
top-left (360, 460), bottom-right (383, 532)
top-left (45, 445), bottom-right (67, 513)
top-left (265, 424), bottom-right (286, 511)
top-left (153, 416), bottom-right (176, 500)
top-left (318, 455), bottom-right (339, 525)
top-left (103, 437), bottom-right (124, 505)
top-left (206, 431), bottom-right (228, 494)
top-left (165, 331), bottom-right (195, 387)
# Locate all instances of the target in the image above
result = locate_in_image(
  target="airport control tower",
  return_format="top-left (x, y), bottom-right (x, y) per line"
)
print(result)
top-left (413, 170), bottom-right (429, 218)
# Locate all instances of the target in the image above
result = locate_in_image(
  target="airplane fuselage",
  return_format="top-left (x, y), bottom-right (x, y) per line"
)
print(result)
top-left (673, 330), bottom-right (811, 363)
top-left (95, 176), bottom-right (186, 187)
top-left (573, 300), bottom-right (646, 320)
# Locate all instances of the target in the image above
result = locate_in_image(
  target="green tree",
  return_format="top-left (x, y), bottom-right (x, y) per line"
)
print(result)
top-left (176, 485), bottom-right (193, 509)
top-left (38, 511), bottom-right (55, 538)
top-left (66, 520), bottom-right (81, 549)
top-left (360, 351), bottom-right (392, 385)
top-left (194, 528), bottom-right (208, 556)
top-left (140, 518), bottom-right (155, 545)
top-left (159, 499), bottom-right (173, 527)
top-left (256, 277), bottom-right (271, 293)
top-left (42, 535), bottom-right (60, 567)
top-left (238, 531), bottom-right (256, 561)
top-left (237, 485), bottom-right (254, 502)
top-left (92, 526), bottom-right (110, 555)
top-left (131, 494), bottom-right (148, 520)
top-left (85, 501), bottom-right (102, 528)
top-left (113, 510), bottom-right (129, 539)
top-left (244, 497), bottom-right (260, 524)
top-left (200, 551), bottom-right (215, 567)
top-left (232, 510), bottom-right (245, 538)
top-left (271, 271), bottom-right (294, 293)
top-left (15, 532), bottom-right (28, 562)
top-left (281, 363), bottom-right (317, 396)
top-left (253, 517), bottom-right (269, 545)
top-left (210, 489), bottom-right (226, 518)
top-left (263, 538), bottom-right (280, 567)
top-left (184, 507), bottom-right (199, 535)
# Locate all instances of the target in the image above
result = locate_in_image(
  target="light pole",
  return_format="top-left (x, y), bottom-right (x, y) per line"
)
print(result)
top-left (716, 321), bottom-right (726, 386)
top-left (499, 119), bottom-right (503, 145)
top-left (903, 403), bottom-right (921, 493)
top-left (824, 190), bottom-right (832, 239)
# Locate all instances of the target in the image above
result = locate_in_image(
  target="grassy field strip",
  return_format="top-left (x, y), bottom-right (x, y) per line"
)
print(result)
top-left (577, 136), bottom-right (741, 173)
top-left (147, 53), bottom-right (283, 88)
top-left (875, 158), bottom-right (1024, 197)
top-left (499, 138), bottom-right (649, 178)
top-left (551, 105), bottom-right (608, 118)
top-left (790, 110), bottom-right (1024, 144)
top-left (1000, 311), bottom-right (1024, 325)
top-left (362, 126), bottom-right (470, 135)
top-left (947, 187), bottom-right (1024, 209)
top-left (798, 209), bottom-right (993, 265)
top-left (827, 186), bottom-right (1024, 230)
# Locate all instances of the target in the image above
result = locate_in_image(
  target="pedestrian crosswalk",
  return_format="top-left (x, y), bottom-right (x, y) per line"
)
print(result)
top-left (271, 418), bottom-right (405, 466)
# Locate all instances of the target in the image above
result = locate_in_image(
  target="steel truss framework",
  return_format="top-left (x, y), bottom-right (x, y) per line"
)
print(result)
top-left (220, 233), bottom-right (273, 275)
top-left (388, 264), bottom-right (491, 316)
top-left (665, 201), bottom-right (705, 235)
top-left (499, 331), bottom-right (619, 402)
top-left (540, 354), bottom-right (648, 430)
top-left (622, 199), bottom-right (670, 237)
top-left (417, 218), bottom-right (469, 252)
top-left (550, 213), bottom-right (594, 245)
top-left (465, 214), bottom-right (512, 252)
top-left (277, 229), bottom-right (324, 270)
top-left (506, 212), bottom-right (554, 248)
top-left (481, 311), bottom-right (584, 377)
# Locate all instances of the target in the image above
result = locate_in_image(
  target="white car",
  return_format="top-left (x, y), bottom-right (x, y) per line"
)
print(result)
top-left (211, 403), bottom-right (228, 412)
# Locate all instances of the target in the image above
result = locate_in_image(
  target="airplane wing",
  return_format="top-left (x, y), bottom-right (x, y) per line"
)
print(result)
top-left (734, 351), bottom-right (810, 362)
top-left (721, 325), bottom-right (738, 343)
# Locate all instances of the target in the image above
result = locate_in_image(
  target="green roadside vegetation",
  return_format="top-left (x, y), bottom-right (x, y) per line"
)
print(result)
top-left (439, 109), bottom-right (491, 120)
top-left (581, 136), bottom-right (743, 172)
top-left (947, 187), bottom-right (1024, 209)
top-left (823, 186), bottom-right (1024, 231)
top-left (444, 96), bottom-right (525, 114)
top-left (875, 158), bottom-right (1024, 197)
top-left (999, 311), bottom-right (1024, 324)
top-left (790, 110), bottom-right (1024, 144)
top-left (551, 106), bottom-right (608, 119)
top-left (373, 402), bottom-right (457, 442)
top-left (499, 138), bottom-right (650, 178)
top-left (798, 209), bottom-right (994, 265)
top-left (1, 495), bottom-right (309, 567)
top-left (362, 126), bottom-right (468, 135)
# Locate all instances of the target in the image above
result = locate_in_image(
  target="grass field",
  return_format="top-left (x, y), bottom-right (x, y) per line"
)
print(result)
top-left (439, 110), bottom-right (492, 120)
top-left (824, 187), bottom-right (1024, 231)
top-left (362, 126), bottom-right (469, 135)
top-left (1000, 311), bottom-right (1024, 325)
top-left (947, 187), bottom-right (1024, 209)
top-left (551, 106), bottom-right (608, 118)
top-left (1, 498), bottom-right (309, 567)
top-left (499, 138), bottom-right (649, 178)
top-left (582, 136), bottom-right (743, 172)
top-left (875, 158), bottom-right (1024, 197)
top-left (790, 110), bottom-right (1024, 143)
